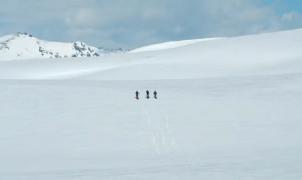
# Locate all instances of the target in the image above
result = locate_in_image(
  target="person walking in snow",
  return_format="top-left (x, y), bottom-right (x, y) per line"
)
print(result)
top-left (153, 91), bottom-right (158, 99)
top-left (146, 90), bottom-right (150, 99)
top-left (135, 91), bottom-right (139, 100)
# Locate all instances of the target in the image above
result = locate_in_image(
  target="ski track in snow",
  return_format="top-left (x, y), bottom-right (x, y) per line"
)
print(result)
top-left (140, 99), bottom-right (175, 156)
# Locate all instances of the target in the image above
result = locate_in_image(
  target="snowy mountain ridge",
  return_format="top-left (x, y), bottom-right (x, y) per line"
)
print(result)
top-left (0, 32), bottom-right (101, 61)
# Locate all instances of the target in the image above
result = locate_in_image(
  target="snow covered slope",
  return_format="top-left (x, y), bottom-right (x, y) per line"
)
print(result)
top-left (0, 32), bottom-right (100, 61)
top-left (0, 29), bottom-right (302, 180)
top-left (1, 29), bottom-right (302, 80)
top-left (131, 38), bottom-right (223, 53)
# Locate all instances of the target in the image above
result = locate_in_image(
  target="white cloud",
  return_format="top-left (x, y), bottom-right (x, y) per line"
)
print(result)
top-left (281, 12), bottom-right (302, 23)
top-left (65, 8), bottom-right (99, 27)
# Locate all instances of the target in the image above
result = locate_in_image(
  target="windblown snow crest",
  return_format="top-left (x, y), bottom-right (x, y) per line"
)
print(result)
top-left (0, 32), bottom-right (101, 60)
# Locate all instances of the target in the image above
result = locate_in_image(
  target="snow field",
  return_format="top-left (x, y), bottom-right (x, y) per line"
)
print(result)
top-left (1, 29), bottom-right (302, 179)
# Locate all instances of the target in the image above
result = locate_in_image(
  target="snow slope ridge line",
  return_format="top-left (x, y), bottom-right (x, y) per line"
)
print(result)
top-left (131, 38), bottom-right (224, 53)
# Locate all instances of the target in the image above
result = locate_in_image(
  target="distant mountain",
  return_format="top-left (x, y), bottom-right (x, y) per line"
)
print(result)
top-left (0, 32), bottom-right (104, 61)
top-left (98, 47), bottom-right (129, 54)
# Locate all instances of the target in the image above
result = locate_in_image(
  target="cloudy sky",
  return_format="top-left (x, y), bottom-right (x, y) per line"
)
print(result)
top-left (0, 0), bottom-right (302, 48)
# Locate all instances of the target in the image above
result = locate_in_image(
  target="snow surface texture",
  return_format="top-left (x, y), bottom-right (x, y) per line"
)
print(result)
top-left (0, 32), bottom-right (100, 60)
top-left (1, 29), bottom-right (302, 179)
